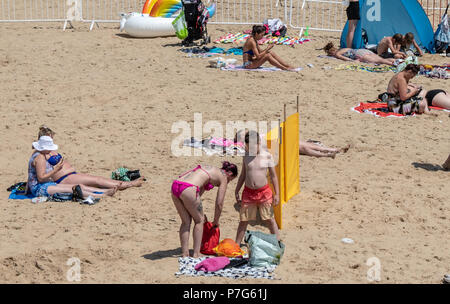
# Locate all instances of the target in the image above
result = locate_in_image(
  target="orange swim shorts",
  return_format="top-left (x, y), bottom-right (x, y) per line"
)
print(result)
top-left (240, 184), bottom-right (274, 221)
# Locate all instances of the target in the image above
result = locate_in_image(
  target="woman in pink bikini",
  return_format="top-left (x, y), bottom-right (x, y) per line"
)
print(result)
top-left (171, 161), bottom-right (238, 258)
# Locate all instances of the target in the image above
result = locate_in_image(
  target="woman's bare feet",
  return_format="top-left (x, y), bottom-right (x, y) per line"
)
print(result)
top-left (104, 186), bottom-right (118, 196)
top-left (117, 177), bottom-right (145, 190)
top-left (339, 144), bottom-right (351, 154)
top-left (192, 253), bottom-right (205, 258)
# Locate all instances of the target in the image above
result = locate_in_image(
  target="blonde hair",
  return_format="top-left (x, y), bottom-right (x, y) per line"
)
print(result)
top-left (38, 125), bottom-right (55, 139)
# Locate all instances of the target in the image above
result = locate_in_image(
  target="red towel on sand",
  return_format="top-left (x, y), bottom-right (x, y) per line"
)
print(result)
top-left (352, 102), bottom-right (447, 118)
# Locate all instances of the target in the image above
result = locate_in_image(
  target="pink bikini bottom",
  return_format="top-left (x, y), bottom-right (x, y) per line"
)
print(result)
top-left (171, 180), bottom-right (199, 198)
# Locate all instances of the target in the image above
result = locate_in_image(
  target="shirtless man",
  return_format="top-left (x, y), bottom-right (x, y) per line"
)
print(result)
top-left (234, 130), bottom-right (280, 245)
top-left (386, 64), bottom-right (429, 114)
top-left (377, 34), bottom-right (407, 59)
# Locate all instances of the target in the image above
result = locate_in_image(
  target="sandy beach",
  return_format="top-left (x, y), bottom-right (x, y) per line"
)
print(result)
top-left (0, 20), bottom-right (449, 284)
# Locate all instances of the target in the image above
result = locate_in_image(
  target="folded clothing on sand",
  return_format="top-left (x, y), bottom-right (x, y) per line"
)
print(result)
top-left (194, 257), bottom-right (230, 272)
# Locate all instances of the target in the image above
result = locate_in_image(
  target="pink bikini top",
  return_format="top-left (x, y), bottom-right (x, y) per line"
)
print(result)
top-left (179, 165), bottom-right (214, 191)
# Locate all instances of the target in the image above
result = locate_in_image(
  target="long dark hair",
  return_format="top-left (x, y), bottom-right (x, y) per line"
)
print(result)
top-left (251, 25), bottom-right (266, 37)
top-left (221, 161), bottom-right (238, 177)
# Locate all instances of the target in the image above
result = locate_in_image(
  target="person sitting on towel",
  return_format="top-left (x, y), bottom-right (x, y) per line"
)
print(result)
top-left (376, 34), bottom-right (406, 59)
top-left (323, 42), bottom-right (396, 66)
top-left (34, 125), bottom-right (145, 190)
top-left (242, 25), bottom-right (296, 71)
top-left (401, 32), bottom-right (424, 57)
top-left (385, 64), bottom-right (428, 114)
top-left (27, 135), bottom-right (117, 199)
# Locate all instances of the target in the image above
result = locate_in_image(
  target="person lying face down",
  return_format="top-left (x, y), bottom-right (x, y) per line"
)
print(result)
top-left (323, 42), bottom-right (396, 66)
top-left (242, 25), bottom-right (297, 71)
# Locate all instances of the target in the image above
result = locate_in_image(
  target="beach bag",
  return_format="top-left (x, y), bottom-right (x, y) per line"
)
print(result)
top-left (244, 230), bottom-right (285, 267)
top-left (213, 238), bottom-right (246, 258)
top-left (172, 11), bottom-right (188, 40)
top-left (200, 215), bottom-right (220, 255)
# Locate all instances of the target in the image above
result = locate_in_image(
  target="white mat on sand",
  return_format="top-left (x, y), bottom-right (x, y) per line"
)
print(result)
top-left (221, 65), bottom-right (302, 72)
top-left (175, 257), bottom-right (278, 280)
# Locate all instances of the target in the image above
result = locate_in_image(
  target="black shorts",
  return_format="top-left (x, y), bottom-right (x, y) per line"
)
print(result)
top-left (425, 89), bottom-right (446, 107)
top-left (346, 1), bottom-right (360, 20)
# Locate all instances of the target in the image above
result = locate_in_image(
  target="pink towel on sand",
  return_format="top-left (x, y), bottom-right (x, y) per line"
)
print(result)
top-left (194, 257), bottom-right (230, 272)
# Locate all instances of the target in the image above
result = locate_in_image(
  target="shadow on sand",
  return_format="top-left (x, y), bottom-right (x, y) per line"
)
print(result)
top-left (412, 162), bottom-right (447, 172)
top-left (142, 248), bottom-right (182, 260)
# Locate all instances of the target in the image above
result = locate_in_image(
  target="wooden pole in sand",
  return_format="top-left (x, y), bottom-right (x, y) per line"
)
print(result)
top-left (297, 95), bottom-right (299, 113)
top-left (283, 103), bottom-right (287, 122)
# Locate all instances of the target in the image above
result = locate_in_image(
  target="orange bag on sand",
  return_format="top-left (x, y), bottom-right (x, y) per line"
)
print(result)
top-left (213, 238), bottom-right (246, 258)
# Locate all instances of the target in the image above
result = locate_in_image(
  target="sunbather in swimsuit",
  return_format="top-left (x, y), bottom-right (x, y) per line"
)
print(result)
top-left (171, 165), bottom-right (214, 198)
top-left (44, 152), bottom-right (78, 184)
top-left (243, 49), bottom-right (255, 67)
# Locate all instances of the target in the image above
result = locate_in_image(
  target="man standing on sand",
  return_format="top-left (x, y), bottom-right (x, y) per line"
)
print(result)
top-left (346, 0), bottom-right (360, 48)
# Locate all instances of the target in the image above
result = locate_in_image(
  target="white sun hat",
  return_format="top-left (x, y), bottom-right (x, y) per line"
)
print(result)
top-left (32, 136), bottom-right (58, 151)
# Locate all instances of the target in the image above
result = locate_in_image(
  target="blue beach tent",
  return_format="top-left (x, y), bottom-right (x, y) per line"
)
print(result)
top-left (340, 0), bottom-right (435, 53)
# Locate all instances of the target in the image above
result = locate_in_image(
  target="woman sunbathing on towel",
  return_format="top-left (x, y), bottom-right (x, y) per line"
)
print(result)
top-left (323, 42), bottom-right (396, 66)
top-left (242, 25), bottom-right (296, 71)
top-left (35, 125), bottom-right (144, 190)
top-left (299, 140), bottom-right (350, 159)
top-left (27, 136), bottom-right (117, 199)
top-left (171, 161), bottom-right (238, 258)
top-left (234, 129), bottom-right (349, 159)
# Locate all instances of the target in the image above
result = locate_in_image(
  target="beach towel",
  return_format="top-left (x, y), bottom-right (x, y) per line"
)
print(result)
top-left (352, 102), bottom-right (448, 118)
top-left (221, 65), bottom-right (302, 72)
top-left (194, 257), bottom-right (230, 272)
top-left (175, 257), bottom-right (278, 280)
top-left (336, 64), bottom-right (396, 73)
top-left (214, 32), bottom-right (310, 46)
top-left (8, 188), bottom-right (34, 200)
top-left (183, 137), bottom-right (245, 156)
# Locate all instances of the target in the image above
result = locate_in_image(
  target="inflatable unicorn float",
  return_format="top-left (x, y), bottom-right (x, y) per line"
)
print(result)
top-left (120, 0), bottom-right (216, 38)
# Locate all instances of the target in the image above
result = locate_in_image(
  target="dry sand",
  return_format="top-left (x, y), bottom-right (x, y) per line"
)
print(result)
top-left (0, 21), bottom-right (449, 284)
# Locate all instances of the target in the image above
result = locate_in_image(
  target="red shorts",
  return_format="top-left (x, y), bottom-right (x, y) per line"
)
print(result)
top-left (241, 184), bottom-right (273, 205)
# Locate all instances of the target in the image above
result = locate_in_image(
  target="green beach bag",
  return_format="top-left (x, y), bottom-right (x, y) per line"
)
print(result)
top-left (172, 11), bottom-right (188, 40)
top-left (244, 230), bottom-right (285, 267)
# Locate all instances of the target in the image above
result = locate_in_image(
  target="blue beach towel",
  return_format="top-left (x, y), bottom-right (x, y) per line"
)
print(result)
top-left (8, 188), bottom-right (34, 200)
